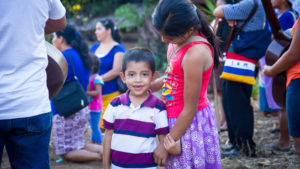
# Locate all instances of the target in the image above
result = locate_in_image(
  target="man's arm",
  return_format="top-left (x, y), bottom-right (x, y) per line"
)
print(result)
top-left (45, 16), bottom-right (66, 34)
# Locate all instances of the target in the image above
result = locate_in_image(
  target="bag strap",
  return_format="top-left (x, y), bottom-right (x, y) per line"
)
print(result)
top-left (64, 51), bottom-right (78, 80)
top-left (224, 0), bottom-right (258, 53)
top-left (234, 0), bottom-right (258, 36)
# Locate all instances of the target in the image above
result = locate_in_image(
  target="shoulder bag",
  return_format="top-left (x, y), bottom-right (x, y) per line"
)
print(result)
top-left (52, 52), bottom-right (89, 117)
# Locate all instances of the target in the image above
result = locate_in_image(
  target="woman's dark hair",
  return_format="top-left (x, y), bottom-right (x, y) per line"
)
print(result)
top-left (99, 18), bottom-right (121, 43)
top-left (122, 47), bottom-right (156, 73)
top-left (56, 24), bottom-right (91, 69)
top-left (90, 54), bottom-right (100, 74)
top-left (152, 0), bottom-right (220, 68)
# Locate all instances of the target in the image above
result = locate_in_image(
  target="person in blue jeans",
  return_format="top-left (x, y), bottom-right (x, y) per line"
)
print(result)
top-left (0, 0), bottom-right (66, 169)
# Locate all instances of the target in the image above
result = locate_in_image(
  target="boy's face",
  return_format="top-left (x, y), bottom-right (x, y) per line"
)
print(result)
top-left (120, 61), bottom-right (157, 97)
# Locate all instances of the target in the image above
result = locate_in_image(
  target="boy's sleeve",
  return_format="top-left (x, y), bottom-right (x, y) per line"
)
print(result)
top-left (103, 103), bottom-right (115, 130)
top-left (154, 109), bottom-right (169, 135)
top-left (94, 76), bottom-right (104, 85)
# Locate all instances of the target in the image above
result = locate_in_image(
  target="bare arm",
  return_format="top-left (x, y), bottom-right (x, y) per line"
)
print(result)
top-left (87, 84), bottom-right (102, 97)
top-left (213, 5), bottom-right (225, 18)
top-left (168, 45), bottom-right (212, 141)
top-left (264, 20), bottom-right (300, 77)
top-left (45, 16), bottom-right (66, 34)
top-left (103, 129), bottom-right (113, 169)
top-left (150, 76), bottom-right (165, 92)
top-left (101, 52), bottom-right (124, 82)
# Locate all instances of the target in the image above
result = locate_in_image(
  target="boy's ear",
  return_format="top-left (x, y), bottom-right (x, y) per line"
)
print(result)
top-left (152, 71), bottom-right (159, 81)
top-left (120, 72), bottom-right (126, 83)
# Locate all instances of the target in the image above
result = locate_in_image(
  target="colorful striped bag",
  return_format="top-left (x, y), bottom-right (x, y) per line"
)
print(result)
top-left (220, 52), bottom-right (256, 85)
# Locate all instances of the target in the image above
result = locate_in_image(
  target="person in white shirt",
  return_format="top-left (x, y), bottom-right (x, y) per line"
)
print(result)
top-left (0, 0), bottom-right (66, 168)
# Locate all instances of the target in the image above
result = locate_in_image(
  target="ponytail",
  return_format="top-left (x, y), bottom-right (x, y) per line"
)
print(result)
top-left (195, 9), bottom-right (220, 68)
top-left (99, 18), bottom-right (121, 43)
top-left (56, 24), bottom-right (91, 69)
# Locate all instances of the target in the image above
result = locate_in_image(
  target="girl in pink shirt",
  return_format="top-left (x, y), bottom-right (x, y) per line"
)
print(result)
top-left (87, 55), bottom-right (104, 144)
top-left (152, 0), bottom-right (221, 168)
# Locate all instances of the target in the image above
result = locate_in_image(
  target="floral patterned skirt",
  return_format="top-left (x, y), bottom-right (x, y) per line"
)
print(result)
top-left (52, 107), bottom-right (90, 155)
top-left (166, 105), bottom-right (221, 169)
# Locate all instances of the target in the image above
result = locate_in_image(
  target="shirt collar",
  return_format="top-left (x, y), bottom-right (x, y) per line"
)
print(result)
top-left (121, 89), bottom-right (157, 108)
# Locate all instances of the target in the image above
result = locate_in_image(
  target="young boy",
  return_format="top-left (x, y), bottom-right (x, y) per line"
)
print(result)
top-left (102, 48), bottom-right (180, 169)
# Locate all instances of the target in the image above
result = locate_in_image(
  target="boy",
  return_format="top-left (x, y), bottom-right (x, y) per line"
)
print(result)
top-left (103, 48), bottom-right (172, 169)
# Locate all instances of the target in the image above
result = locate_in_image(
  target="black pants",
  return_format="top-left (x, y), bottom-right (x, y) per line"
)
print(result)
top-left (222, 80), bottom-right (255, 150)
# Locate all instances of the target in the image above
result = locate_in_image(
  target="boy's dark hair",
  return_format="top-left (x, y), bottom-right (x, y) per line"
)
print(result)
top-left (90, 54), bottom-right (100, 74)
top-left (122, 47), bottom-right (156, 73)
top-left (152, 0), bottom-right (220, 68)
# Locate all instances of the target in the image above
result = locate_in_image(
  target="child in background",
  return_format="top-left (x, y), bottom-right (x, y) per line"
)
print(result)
top-left (87, 55), bottom-right (104, 144)
top-left (152, 0), bottom-right (221, 168)
top-left (102, 48), bottom-right (180, 169)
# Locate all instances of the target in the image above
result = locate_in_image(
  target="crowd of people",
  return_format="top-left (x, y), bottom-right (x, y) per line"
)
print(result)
top-left (1, 0), bottom-right (300, 168)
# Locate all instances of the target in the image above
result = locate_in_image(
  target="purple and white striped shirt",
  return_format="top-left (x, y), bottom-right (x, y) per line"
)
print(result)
top-left (103, 90), bottom-right (169, 169)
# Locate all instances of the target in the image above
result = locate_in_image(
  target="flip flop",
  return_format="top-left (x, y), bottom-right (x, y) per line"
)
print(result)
top-left (271, 144), bottom-right (290, 152)
top-left (56, 157), bottom-right (64, 163)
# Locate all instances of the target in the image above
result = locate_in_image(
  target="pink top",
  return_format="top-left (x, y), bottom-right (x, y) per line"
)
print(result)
top-left (88, 74), bottom-right (104, 112)
top-left (162, 34), bottom-right (214, 118)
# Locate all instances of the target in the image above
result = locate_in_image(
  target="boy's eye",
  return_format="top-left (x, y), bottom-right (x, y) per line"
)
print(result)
top-left (142, 73), bottom-right (149, 76)
top-left (128, 73), bottom-right (135, 77)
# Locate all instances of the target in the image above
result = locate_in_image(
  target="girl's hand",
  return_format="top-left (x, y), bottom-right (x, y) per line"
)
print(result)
top-left (164, 134), bottom-right (181, 155)
top-left (263, 65), bottom-right (276, 77)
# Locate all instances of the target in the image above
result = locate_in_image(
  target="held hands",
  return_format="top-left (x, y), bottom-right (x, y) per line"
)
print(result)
top-left (263, 65), bottom-right (276, 77)
top-left (164, 134), bottom-right (181, 155)
top-left (153, 143), bottom-right (168, 166)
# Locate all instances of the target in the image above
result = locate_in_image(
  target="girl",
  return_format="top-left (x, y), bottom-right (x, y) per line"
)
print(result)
top-left (264, 19), bottom-right (300, 164)
top-left (52, 25), bottom-right (102, 162)
top-left (151, 0), bottom-right (221, 168)
top-left (90, 19), bottom-right (125, 130)
top-left (87, 55), bottom-right (104, 144)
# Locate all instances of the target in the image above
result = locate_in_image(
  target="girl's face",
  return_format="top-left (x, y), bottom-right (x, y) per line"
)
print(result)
top-left (158, 27), bottom-right (195, 44)
top-left (52, 34), bottom-right (63, 51)
top-left (95, 22), bottom-right (110, 42)
top-left (121, 61), bottom-right (157, 98)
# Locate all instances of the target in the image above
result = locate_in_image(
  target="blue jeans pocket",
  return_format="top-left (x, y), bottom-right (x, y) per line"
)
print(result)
top-left (27, 113), bottom-right (52, 133)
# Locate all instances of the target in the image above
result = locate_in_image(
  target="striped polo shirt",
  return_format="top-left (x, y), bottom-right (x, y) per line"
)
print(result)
top-left (103, 90), bottom-right (169, 169)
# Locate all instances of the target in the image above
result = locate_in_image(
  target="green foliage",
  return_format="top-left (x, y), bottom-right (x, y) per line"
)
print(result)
top-left (115, 0), bottom-right (158, 32)
top-left (251, 78), bottom-right (259, 99)
top-left (61, 0), bottom-right (117, 17)
top-left (198, 0), bottom-right (217, 22)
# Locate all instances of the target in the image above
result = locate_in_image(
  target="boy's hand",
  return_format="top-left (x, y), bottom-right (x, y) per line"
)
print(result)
top-left (153, 143), bottom-right (168, 166)
top-left (164, 134), bottom-right (181, 155)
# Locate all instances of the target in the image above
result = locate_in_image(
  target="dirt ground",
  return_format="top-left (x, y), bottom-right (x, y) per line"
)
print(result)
top-left (1, 98), bottom-right (299, 169)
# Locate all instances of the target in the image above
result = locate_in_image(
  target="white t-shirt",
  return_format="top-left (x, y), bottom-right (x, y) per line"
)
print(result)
top-left (0, 0), bottom-right (66, 119)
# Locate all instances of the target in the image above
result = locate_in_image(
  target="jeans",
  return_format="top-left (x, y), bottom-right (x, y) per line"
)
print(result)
top-left (89, 111), bottom-right (102, 143)
top-left (0, 113), bottom-right (52, 169)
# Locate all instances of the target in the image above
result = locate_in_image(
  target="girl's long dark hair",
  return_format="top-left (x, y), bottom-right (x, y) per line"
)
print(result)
top-left (56, 24), bottom-right (91, 69)
top-left (152, 0), bottom-right (220, 68)
top-left (99, 18), bottom-right (121, 43)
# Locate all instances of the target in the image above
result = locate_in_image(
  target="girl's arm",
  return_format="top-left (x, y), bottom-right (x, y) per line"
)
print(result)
top-left (86, 84), bottom-right (102, 97)
top-left (103, 129), bottom-right (113, 169)
top-left (150, 76), bottom-right (165, 92)
top-left (264, 20), bottom-right (300, 77)
top-left (101, 52), bottom-right (124, 82)
top-left (168, 45), bottom-right (213, 141)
